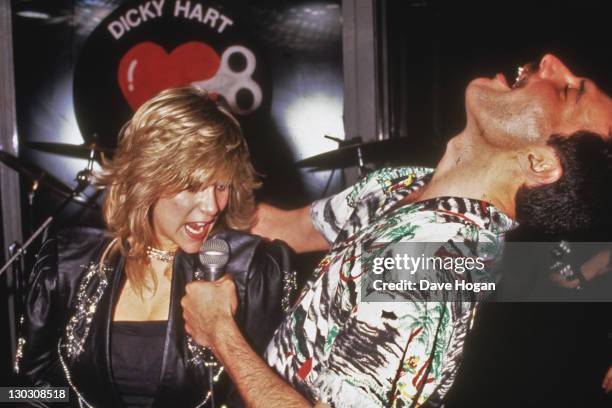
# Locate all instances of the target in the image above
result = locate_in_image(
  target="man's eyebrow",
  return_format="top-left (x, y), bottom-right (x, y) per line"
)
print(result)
top-left (576, 80), bottom-right (587, 104)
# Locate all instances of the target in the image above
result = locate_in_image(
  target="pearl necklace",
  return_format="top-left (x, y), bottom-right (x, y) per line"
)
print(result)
top-left (146, 246), bottom-right (175, 263)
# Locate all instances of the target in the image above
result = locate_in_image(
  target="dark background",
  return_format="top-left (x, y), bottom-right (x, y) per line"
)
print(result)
top-left (381, 1), bottom-right (612, 406)
top-left (382, 0), bottom-right (612, 165)
top-left (2, 0), bottom-right (612, 406)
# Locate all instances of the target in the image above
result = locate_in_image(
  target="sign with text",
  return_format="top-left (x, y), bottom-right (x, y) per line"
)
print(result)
top-left (73, 0), bottom-right (268, 148)
top-left (361, 241), bottom-right (612, 302)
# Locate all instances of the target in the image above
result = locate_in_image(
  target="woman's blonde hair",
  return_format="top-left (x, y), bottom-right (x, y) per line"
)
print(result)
top-left (97, 87), bottom-right (260, 294)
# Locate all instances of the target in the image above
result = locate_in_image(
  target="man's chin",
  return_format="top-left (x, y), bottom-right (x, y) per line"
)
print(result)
top-left (468, 77), bottom-right (509, 94)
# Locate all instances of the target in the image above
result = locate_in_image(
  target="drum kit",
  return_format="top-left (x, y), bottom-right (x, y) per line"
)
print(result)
top-left (0, 135), bottom-right (423, 275)
top-left (296, 135), bottom-right (423, 176)
top-left (0, 141), bottom-right (111, 276)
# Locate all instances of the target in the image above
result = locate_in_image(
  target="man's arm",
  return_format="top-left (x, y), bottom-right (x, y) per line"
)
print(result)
top-left (211, 319), bottom-right (312, 408)
top-left (181, 278), bottom-right (321, 408)
top-left (250, 203), bottom-right (329, 253)
top-left (549, 248), bottom-right (611, 289)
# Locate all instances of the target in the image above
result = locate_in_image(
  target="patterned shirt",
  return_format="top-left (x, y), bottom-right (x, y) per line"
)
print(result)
top-left (265, 167), bottom-right (516, 407)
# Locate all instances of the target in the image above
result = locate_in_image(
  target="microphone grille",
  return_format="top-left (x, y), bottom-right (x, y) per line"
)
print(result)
top-left (199, 238), bottom-right (230, 267)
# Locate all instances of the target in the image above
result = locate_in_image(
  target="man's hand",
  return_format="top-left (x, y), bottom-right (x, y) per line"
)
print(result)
top-left (550, 249), bottom-right (611, 289)
top-left (602, 365), bottom-right (612, 392)
top-left (181, 276), bottom-right (238, 349)
top-left (181, 275), bottom-right (314, 408)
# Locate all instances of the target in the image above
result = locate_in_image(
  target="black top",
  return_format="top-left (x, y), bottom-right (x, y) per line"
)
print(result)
top-left (20, 227), bottom-right (295, 407)
top-left (111, 321), bottom-right (167, 408)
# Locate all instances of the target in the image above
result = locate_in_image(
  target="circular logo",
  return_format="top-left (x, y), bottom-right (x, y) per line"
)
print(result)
top-left (74, 0), bottom-right (268, 148)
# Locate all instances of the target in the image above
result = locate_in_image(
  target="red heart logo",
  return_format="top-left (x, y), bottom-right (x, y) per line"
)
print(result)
top-left (118, 41), bottom-right (221, 111)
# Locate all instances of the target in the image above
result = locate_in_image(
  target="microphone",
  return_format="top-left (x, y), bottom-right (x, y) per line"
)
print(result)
top-left (188, 239), bottom-right (231, 408)
top-left (196, 238), bottom-right (230, 281)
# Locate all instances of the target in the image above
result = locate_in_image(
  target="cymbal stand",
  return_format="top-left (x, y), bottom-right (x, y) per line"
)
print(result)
top-left (355, 144), bottom-right (366, 177)
top-left (0, 151), bottom-right (95, 278)
top-left (8, 242), bottom-right (25, 324)
top-left (26, 175), bottom-right (49, 243)
top-left (324, 134), bottom-right (368, 178)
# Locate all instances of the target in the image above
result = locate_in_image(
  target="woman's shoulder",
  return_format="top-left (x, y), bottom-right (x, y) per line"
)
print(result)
top-left (53, 226), bottom-right (112, 263)
top-left (210, 229), bottom-right (295, 297)
top-left (31, 227), bottom-right (113, 286)
top-left (210, 231), bottom-right (297, 350)
top-left (210, 229), bottom-right (293, 264)
top-left (210, 228), bottom-right (261, 246)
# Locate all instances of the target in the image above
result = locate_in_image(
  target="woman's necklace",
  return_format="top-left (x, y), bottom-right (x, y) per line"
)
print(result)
top-left (146, 246), bottom-right (175, 263)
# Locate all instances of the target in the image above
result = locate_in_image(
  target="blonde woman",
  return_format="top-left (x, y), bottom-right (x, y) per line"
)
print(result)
top-left (17, 87), bottom-right (294, 407)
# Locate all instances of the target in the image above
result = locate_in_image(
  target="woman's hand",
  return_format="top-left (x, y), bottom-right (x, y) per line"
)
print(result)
top-left (181, 275), bottom-right (238, 350)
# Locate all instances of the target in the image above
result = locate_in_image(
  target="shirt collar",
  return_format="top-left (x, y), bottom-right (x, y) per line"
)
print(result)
top-left (388, 168), bottom-right (517, 234)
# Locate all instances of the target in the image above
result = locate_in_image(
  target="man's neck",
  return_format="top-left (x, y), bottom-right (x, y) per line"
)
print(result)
top-left (412, 130), bottom-right (523, 219)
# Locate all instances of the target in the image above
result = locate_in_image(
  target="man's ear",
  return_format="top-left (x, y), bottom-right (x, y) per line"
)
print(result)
top-left (517, 146), bottom-right (563, 187)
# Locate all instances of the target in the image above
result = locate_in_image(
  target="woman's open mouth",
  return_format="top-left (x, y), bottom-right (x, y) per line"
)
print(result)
top-left (184, 221), bottom-right (212, 240)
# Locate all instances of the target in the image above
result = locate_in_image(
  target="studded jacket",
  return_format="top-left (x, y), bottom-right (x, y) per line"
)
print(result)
top-left (17, 227), bottom-right (296, 407)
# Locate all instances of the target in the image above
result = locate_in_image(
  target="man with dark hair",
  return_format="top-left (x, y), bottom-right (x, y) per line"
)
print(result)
top-left (181, 54), bottom-right (612, 407)
top-left (516, 131), bottom-right (612, 236)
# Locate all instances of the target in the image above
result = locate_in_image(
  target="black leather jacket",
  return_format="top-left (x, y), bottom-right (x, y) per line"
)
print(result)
top-left (17, 227), bottom-right (295, 407)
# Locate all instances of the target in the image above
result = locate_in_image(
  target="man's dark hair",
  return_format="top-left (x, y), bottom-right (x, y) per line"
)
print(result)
top-left (515, 131), bottom-right (612, 239)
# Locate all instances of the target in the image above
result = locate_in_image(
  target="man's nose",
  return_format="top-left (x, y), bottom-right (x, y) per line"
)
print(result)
top-left (195, 187), bottom-right (219, 216)
top-left (539, 54), bottom-right (581, 87)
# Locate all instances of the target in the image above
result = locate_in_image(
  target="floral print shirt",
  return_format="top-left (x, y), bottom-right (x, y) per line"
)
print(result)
top-left (265, 167), bottom-right (516, 407)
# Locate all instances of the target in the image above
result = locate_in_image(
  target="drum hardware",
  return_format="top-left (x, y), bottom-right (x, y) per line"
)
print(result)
top-left (8, 242), bottom-right (26, 323)
top-left (0, 150), bottom-right (97, 208)
top-left (25, 141), bottom-right (114, 161)
top-left (297, 136), bottom-right (426, 176)
top-left (0, 144), bottom-right (101, 277)
top-left (323, 135), bottom-right (368, 176)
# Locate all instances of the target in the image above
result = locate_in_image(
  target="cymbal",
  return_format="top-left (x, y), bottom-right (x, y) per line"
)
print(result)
top-left (296, 138), bottom-right (431, 170)
top-left (0, 150), bottom-right (98, 208)
top-left (26, 141), bottom-right (114, 159)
